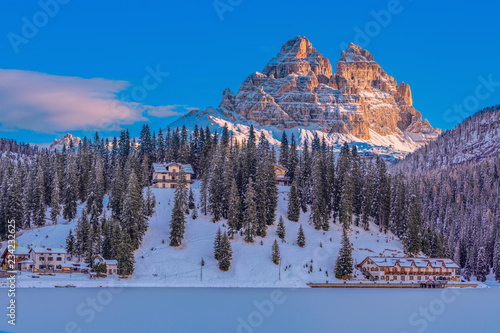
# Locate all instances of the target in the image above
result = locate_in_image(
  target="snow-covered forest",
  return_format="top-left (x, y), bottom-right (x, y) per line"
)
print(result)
top-left (0, 108), bottom-right (499, 281)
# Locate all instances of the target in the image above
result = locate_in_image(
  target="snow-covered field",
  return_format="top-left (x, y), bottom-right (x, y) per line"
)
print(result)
top-left (132, 182), bottom-right (405, 287)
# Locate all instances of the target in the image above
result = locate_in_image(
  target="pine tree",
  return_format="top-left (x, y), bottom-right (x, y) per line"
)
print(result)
top-left (169, 169), bottom-right (188, 247)
top-left (66, 229), bottom-right (75, 257)
top-left (218, 231), bottom-right (232, 271)
top-left (287, 180), bottom-right (300, 222)
top-left (63, 156), bottom-right (78, 221)
top-left (122, 171), bottom-right (147, 249)
top-left (243, 178), bottom-right (257, 243)
top-left (117, 231), bottom-right (135, 275)
top-left (109, 163), bottom-right (125, 221)
top-left (335, 228), bottom-right (353, 280)
top-left (277, 216), bottom-right (286, 241)
top-left (297, 224), bottom-right (306, 247)
top-left (32, 165), bottom-right (46, 226)
top-left (272, 239), bottom-right (281, 265)
top-left (476, 246), bottom-right (489, 282)
top-left (200, 172), bottom-right (209, 215)
top-left (188, 188), bottom-right (195, 210)
top-left (227, 179), bottom-right (242, 237)
top-left (50, 170), bottom-right (61, 223)
top-left (279, 131), bottom-right (289, 169)
top-left (144, 186), bottom-right (156, 217)
top-left (213, 227), bottom-right (222, 261)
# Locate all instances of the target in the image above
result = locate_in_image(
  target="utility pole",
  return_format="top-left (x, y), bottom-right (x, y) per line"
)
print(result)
top-left (201, 257), bottom-right (205, 281)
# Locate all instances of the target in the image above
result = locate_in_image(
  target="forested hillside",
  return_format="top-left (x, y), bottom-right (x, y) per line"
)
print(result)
top-left (395, 105), bottom-right (500, 172)
top-left (393, 106), bottom-right (500, 282)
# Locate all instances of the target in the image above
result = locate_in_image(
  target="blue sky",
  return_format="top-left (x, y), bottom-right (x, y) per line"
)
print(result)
top-left (0, 0), bottom-right (499, 145)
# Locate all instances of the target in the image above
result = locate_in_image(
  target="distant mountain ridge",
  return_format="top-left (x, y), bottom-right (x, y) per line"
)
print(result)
top-left (394, 105), bottom-right (500, 172)
top-left (169, 36), bottom-right (440, 159)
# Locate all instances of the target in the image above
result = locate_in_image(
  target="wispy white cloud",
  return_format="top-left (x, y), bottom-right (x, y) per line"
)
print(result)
top-left (0, 69), bottom-right (191, 133)
top-left (146, 104), bottom-right (196, 118)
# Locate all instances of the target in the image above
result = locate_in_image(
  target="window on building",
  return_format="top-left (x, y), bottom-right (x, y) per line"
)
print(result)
top-left (56, 257), bottom-right (62, 261)
top-left (48, 257), bottom-right (53, 261)
top-left (40, 257), bottom-right (45, 261)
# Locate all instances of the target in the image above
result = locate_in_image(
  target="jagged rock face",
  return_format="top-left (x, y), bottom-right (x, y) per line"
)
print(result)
top-left (218, 36), bottom-right (440, 141)
top-left (49, 133), bottom-right (81, 151)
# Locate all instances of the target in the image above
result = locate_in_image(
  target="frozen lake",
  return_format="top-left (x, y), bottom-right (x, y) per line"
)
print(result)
top-left (1, 286), bottom-right (499, 333)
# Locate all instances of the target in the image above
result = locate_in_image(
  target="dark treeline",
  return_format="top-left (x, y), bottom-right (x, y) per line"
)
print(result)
top-left (0, 138), bottom-right (39, 157)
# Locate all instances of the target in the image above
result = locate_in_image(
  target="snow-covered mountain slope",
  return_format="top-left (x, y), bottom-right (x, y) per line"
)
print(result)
top-left (169, 36), bottom-right (440, 160)
top-left (394, 105), bottom-right (500, 172)
top-left (132, 182), bottom-right (404, 287)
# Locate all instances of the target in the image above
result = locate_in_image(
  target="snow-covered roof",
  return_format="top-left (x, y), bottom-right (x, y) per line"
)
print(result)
top-left (30, 247), bottom-right (67, 254)
top-left (104, 259), bottom-right (118, 265)
top-left (3, 246), bottom-right (31, 256)
top-left (19, 259), bottom-right (34, 264)
top-left (151, 163), bottom-right (194, 174)
top-left (362, 257), bottom-right (459, 269)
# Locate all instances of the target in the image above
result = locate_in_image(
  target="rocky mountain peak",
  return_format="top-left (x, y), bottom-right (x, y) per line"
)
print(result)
top-left (49, 133), bottom-right (81, 151)
top-left (262, 36), bottom-right (332, 78)
top-left (173, 36), bottom-right (441, 158)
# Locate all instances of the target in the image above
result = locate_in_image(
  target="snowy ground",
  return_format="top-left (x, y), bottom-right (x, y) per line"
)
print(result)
top-left (0, 181), bottom-right (493, 288)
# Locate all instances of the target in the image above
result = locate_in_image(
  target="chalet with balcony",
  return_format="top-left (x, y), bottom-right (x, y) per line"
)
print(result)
top-left (151, 162), bottom-right (195, 189)
top-left (357, 256), bottom-right (460, 282)
top-left (274, 164), bottom-right (290, 186)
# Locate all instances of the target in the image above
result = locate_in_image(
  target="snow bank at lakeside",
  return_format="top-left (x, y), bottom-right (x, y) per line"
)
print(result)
top-left (0, 181), bottom-right (495, 288)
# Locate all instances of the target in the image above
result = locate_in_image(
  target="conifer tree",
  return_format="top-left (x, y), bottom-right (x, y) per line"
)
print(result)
top-left (277, 216), bottom-right (286, 242)
top-left (169, 169), bottom-right (188, 247)
top-left (117, 230), bottom-right (135, 275)
top-left (214, 227), bottom-right (222, 261)
top-left (188, 188), bottom-right (195, 210)
top-left (66, 229), bottom-right (75, 257)
top-left (200, 172), bottom-right (209, 216)
top-left (50, 170), bottom-right (61, 223)
top-left (33, 166), bottom-right (46, 226)
top-left (272, 239), bottom-right (281, 265)
top-left (287, 134), bottom-right (299, 181)
top-left (227, 179), bottom-right (242, 237)
top-left (218, 231), bottom-right (232, 272)
top-left (297, 224), bottom-right (306, 247)
top-left (122, 171), bottom-right (147, 249)
top-left (63, 157), bottom-right (78, 221)
top-left (335, 228), bottom-right (353, 280)
top-left (108, 162), bottom-right (123, 216)
top-left (476, 246), bottom-right (489, 282)
top-left (279, 131), bottom-right (289, 168)
top-left (243, 178), bottom-right (257, 243)
top-left (287, 180), bottom-right (300, 222)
